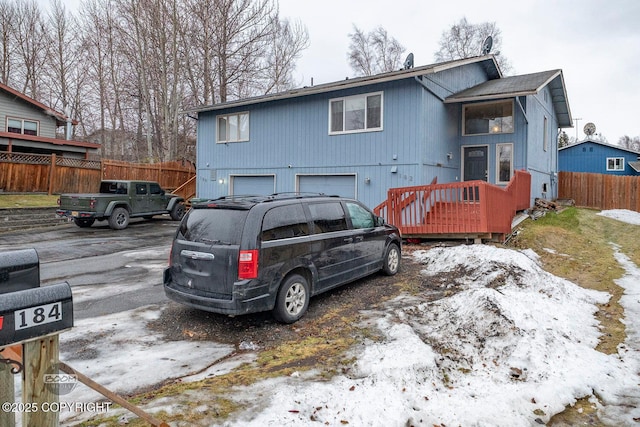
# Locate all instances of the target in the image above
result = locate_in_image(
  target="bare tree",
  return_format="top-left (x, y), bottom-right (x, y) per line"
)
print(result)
top-left (0, 0), bottom-right (307, 163)
top-left (43, 0), bottom-right (85, 127)
top-left (348, 25), bottom-right (405, 76)
top-left (12, 0), bottom-right (48, 97)
top-left (618, 135), bottom-right (640, 152)
top-left (212, 0), bottom-right (276, 102)
top-left (259, 17), bottom-right (309, 94)
top-left (435, 17), bottom-right (512, 75)
top-left (0, 1), bottom-right (15, 84)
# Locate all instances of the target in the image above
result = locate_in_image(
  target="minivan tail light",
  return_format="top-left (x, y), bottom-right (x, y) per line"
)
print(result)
top-left (238, 250), bottom-right (258, 279)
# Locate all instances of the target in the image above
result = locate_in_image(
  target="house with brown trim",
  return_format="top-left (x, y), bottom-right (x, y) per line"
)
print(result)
top-left (0, 82), bottom-right (99, 159)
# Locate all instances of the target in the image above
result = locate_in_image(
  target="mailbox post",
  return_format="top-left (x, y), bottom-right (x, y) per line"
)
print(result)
top-left (0, 249), bottom-right (73, 427)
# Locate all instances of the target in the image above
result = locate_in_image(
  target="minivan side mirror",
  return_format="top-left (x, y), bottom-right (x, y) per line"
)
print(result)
top-left (375, 216), bottom-right (386, 226)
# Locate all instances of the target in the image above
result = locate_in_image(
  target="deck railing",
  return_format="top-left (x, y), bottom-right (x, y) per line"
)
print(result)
top-left (374, 170), bottom-right (531, 240)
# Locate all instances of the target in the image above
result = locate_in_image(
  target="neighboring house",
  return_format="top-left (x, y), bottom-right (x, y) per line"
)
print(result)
top-left (0, 82), bottom-right (99, 159)
top-left (186, 55), bottom-right (572, 210)
top-left (558, 138), bottom-right (640, 176)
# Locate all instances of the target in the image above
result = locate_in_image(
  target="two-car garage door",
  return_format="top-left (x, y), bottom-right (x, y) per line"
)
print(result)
top-left (297, 175), bottom-right (356, 198)
top-left (231, 175), bottom-right (275, 195)
top-left (231, 174), bottom-right (356, 198)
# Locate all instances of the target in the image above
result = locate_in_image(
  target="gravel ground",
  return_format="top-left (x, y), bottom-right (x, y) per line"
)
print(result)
top-left (148, 246), bottom-right (426, 349)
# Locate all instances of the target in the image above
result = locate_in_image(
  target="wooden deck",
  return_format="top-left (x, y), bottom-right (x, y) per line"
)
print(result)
top-left (374, 170), bottom-right (531, 242)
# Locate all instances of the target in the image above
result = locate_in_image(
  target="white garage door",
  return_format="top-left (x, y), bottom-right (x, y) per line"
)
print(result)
top-left (231, 175), bottom-right (275, 196)
top-left (297, 175), bottom-right (356, 198)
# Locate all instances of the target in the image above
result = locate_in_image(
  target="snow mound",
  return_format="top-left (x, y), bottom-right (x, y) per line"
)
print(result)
top-left (229, 245), bottom-right (636, 427)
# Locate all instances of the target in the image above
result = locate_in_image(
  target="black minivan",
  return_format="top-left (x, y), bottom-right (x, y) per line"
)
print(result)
top-left (163, 194), bottom-right (401, 323)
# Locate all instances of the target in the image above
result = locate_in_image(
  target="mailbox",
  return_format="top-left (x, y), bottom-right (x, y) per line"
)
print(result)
top-left (0, 248), bottom-right (40, 294)
top-left (0, 282), bottom-right (73, 347)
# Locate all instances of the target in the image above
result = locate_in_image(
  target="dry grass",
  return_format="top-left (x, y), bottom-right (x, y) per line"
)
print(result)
top-left (0, 194), bottom-right (59, 208)
top-left (508, 207), bottom-right (640, 424)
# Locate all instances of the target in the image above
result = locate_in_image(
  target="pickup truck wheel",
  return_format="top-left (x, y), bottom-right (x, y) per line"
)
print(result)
top-left (73, 218), bottom-right (95, 228)
top-left (108, 207), bottom-right (130, 230)
top-left (272, 274), bottom-right (310, 324)
top-left (170, 202), bottom-right (185, 221)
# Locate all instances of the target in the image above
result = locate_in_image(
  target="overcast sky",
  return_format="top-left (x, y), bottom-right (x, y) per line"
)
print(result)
top-left (278, 0), bottom-right (640, 142)
top-left (45, 0), bottom-right (640, 142)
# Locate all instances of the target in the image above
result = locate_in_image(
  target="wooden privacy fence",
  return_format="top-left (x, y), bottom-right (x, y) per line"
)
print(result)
top-left (558, 171), bottom-right (640, 212)
top-left (0, 151), bottom-right (195, 195)
top-left (375, 170), bottom-right (531, 241)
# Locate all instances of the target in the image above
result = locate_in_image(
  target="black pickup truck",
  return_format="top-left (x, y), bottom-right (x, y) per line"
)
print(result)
top-left (56, 180), bottom-right (185, 229)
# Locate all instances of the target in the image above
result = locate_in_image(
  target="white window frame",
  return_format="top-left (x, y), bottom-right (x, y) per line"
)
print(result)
top-left (216, 111), bottom-right (249, 143)
top-left (328, 92), bottom-right (383, 135)
top-left (463, 100), bottom-right (514, 136)
top-left (7, 117), bottom-right (39, 136)
top-left (606, 157), bottom-right (625, 171)
top-left (496, 143), bottom-right (514, 184)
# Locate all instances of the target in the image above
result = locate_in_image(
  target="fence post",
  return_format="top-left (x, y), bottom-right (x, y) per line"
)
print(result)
top-left (22, 336), bottom-right (60, 427)
top-left (48, 153), bottom-right (56, 195)
top-left (0, 359), bottom-right (15, 426)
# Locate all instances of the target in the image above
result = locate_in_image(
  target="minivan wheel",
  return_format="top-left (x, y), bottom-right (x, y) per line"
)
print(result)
top-left (382, 243), bottom-right (400, 276)
top-left (273, 274), bottom-right (310, 324)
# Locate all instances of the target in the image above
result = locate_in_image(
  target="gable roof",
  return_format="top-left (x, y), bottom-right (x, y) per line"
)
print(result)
top-left (559, 137), bottom-right (640, 155)
top-left (445, 70), bottom-right (573, 127)
top-left (184, 55), bottom-right (502, 114)
top-left (0, 82), bottom-right (77, 126)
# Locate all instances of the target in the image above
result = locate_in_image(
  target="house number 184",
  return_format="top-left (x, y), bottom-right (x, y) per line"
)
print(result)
top-left (15, 302), bottom-right (63, 330)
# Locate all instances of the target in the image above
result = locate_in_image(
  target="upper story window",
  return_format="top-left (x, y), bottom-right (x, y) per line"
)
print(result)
top-left (463, 100), bottom-right (513, 136)
top-left (329, 92), bottom-right (383, 135)
top-left (217, 112), bottom-right (249, 143)
top-left (607, 157), bottom-right (625, 171)
top-left (7, 117), bottom-right (38, 136)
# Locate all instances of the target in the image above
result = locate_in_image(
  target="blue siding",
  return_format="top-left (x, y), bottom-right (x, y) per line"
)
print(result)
top-left (559, 141), bottom-right (640, 175)
top-left (525, 87), bottom-right (560, 201)
top-left (197, 78), bottom-right (431, 208)
top-left (195, 62), bottom-right (568, 209)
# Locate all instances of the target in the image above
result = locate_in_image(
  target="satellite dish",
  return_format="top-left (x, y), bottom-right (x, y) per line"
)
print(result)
top-left (403, 52), bottom-right (414, 70)
top-left (481, 36), bottom-right (493, 55)
top-left (583, 122), bottom-right (596, 136)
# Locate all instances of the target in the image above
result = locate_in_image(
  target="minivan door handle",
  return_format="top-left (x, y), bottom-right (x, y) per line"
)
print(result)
top-left (343, 237), bottom-right (354, 243)
top-left (354, 236), bottom-right (364, 242)
top-left (181, 250), bottom-right (215, 261)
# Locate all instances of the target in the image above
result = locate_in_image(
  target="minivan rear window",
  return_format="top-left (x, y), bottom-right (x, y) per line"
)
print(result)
top-left (261, 204), bottom-right (309, 241)
top-left (178, 208), bottom-right (248, 244)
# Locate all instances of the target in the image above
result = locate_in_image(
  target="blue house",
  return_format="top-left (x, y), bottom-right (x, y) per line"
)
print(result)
top-left (558, 138), bottom-right (640, 176)
top-left (187, 55), bottom-right (572, 211)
